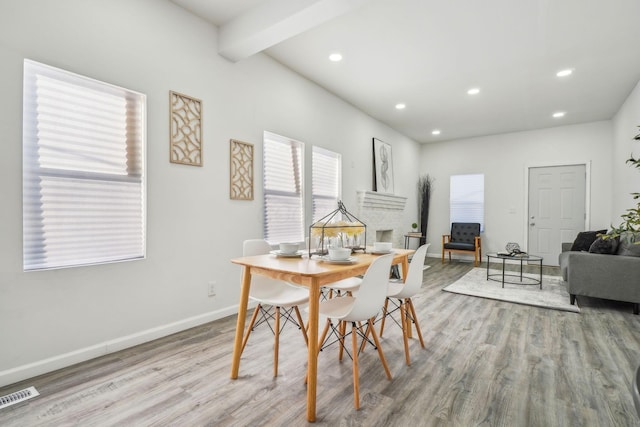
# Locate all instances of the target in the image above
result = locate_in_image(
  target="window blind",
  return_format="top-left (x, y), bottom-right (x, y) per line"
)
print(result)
top-left (263, 131), bottom-right (304, 245)
top-left (23, 60), bottom-right (146, 271)
top-left (312, 146), bottom-right (341, 222)
top-left (450, 174), bottom-right (484, 231)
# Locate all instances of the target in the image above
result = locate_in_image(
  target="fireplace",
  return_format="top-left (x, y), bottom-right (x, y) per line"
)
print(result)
top-left (356, 191), bottom-right (407, 249)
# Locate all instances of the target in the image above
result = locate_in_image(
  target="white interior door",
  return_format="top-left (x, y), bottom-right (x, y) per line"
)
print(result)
top-left (528, 165), bottom-right (586, 265)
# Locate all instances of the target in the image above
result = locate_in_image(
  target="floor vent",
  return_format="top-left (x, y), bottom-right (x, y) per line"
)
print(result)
top-left (0, 386), bottom-right (40, 410)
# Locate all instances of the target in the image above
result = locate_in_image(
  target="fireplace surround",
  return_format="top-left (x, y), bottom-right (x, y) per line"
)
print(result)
top-left (356, 190), bottom-right (407, 249)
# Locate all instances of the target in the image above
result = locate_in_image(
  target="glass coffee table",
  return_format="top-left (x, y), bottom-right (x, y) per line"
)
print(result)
top-left (486, 253), bottom-right (543, 289)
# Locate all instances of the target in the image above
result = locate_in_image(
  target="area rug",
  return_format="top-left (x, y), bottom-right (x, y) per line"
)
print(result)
top-left (443, 268), bottom-right (579, 313)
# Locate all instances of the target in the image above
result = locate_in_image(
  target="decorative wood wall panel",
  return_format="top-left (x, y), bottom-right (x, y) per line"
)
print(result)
top-left (170, 91), bottom-right (202, 166)
top-left (230, 139), bottom-right (254, 200)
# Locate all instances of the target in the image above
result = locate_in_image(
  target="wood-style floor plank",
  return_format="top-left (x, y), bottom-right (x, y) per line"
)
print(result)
top-left (2, 258), bottom-right (640, 426)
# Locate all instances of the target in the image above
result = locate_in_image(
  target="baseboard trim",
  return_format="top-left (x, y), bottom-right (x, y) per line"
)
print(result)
top-left (0, 305), bottom-right (243, 388)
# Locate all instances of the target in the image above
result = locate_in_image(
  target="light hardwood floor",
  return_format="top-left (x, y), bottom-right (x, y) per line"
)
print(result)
top-left (2, 258), bottom-right (640, 426)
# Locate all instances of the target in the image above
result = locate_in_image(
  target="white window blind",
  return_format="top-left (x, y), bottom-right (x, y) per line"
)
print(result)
top-left (23, 60), bottom-right (146, 271)
top-left (263, 131), bottom-right (304, 245)
top-left (312, 146), bottom-right (341, 222)
top-left (450, 174), bottom-right (484, 231)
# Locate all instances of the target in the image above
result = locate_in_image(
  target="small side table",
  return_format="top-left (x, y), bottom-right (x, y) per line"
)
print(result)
top-left (486, 253), bottom-right (543, 288)
top-left (404, 234), bottom-right (423, 249)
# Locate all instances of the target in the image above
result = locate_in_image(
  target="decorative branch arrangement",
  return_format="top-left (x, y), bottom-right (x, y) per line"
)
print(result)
top-left (230, 139), bottom-right (254, 200)
top-left (170, 91), bottom-right (202, 166)
top-left (418, 174), bottom-right (434, 244)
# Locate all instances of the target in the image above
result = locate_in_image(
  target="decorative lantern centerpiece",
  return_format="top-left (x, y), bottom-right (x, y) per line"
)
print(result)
top-left (309, 201), bottom-right (366, 257)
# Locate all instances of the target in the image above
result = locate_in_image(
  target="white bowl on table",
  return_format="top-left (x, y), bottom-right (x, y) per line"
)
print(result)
top-left (373, 242), bottom-right (392, 252)
top-left (328, 247), bottom-right (351, 261)
top-left (279, 242), bottom-right (299, 254)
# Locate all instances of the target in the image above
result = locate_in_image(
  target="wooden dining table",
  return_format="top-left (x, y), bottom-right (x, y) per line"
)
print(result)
top-left (230, 248), bottom-right (413, 422)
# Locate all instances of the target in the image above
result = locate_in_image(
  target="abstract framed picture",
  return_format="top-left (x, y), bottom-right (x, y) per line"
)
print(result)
top-left (373, 138), bottom-right (394, 194)
top-left (230, 139), bottom-right (254, 200)
top-left (170, 91), bottom-right (202, 166)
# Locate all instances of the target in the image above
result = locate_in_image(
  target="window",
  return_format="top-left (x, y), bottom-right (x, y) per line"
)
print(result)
top-left (23, 60), bottom-right (146, 271)
top-left (450, 174), bottom-right (484, 231)
top-left (263, 131), bottom-right (304, 245)
top-left (312, 146), bottom-right (341, 222)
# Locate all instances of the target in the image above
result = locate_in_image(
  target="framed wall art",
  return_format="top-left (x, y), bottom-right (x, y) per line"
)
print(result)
top-left (230, 139), bottom-right (254, 200)
top-left (372, 138), bottom-right (394, 194)
top-left (170, 91), bottom-right (202, 166)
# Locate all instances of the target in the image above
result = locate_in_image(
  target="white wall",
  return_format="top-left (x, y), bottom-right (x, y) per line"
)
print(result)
top-left (612, 80), bottom-right (640, 221)
top-left (420, 121), bottom-right (614, 259)
top-left (0, 0), bottom-right (421, 386)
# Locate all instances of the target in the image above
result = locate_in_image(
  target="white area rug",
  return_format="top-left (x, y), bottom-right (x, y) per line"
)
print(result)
top-left (443, 268), bottom-right (579, 313)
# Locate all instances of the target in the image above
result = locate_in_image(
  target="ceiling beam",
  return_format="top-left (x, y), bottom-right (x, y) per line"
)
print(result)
top-left (218, 0), bottom-right (370, 62)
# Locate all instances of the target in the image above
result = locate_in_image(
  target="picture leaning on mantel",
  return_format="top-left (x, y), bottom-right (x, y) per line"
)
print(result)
top-left (230, 139), bottom-right (254, 200)
top-left (170, 90), bottom-right (202, 166)
top-left (373, 138), bottom-right (394, 194)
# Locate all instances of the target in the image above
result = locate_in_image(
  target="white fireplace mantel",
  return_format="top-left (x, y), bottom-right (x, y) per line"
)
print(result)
top-left (356, 191), bottom-right (407, 248)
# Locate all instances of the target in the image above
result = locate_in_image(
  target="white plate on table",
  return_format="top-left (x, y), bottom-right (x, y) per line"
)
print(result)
top-left (270, 250), bottom-right (305, 258)
top-left (320, 256), bottom-right (357, 264)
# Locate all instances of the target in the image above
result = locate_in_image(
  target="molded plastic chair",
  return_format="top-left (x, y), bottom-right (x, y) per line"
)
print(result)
top-left (241, 239), bottom-right (309, 377)
top-left (316, 253), bottom-right (394, 410)
top-left (307, 236), bottom-right (362, 298)
top-left (324, 276), bottom-right (362, 298)
top-left (379, 243), bottom-right (430, 365)
top-left (442, 223), bottom-right (482, 266)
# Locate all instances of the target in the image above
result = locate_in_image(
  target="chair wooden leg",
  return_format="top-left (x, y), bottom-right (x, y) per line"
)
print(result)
top-left (368, 319), bottom-right (392, 380)
top-left (351, 322), bottom-right (360, 410)
top-left (359, 320), bottom-right (373, 353)
top-left (318, 318), bottom-right (331, 348)
top-left (407, 298), bottom-right (425, 348)
top-left (338, 321), bottom-right (348, 361)
top-left (273, 307), bottom-right (281, 377)
top-left (379, 298), bottom-right (390, 337)
top-left (294, 306), bottom-right (309, 346)
top-left (241, 304), bottom-right (261, 354)
top-left (399, 300), bottom-right (411, 366)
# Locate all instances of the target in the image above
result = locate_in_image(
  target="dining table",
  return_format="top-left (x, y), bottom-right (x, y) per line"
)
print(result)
top-left (230, 248), bottom-right (414, 422)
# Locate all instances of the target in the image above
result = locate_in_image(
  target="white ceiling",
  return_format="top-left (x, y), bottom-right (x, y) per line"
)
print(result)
top-left (170, 0), bottom-right (640, 143)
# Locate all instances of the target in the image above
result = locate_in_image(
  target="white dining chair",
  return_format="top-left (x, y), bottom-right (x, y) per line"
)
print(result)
top-left (307, 236), bottom-right (362, 298)
top-left (316, 253), bottom-right (394, 410)
top-left (241, 239), bottom-right (309, 377)
top-left (379, 243), bottom-right (430, 365)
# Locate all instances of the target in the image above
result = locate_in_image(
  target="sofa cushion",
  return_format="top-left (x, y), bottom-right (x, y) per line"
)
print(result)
top-left (571, 230), bottom-right (607, 251)
top-left (589, 236), bottom-right (619, 254)
top-left (617, 231), bottom-right (640, 257)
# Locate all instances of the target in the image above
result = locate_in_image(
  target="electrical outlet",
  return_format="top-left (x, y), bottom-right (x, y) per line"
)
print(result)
top-left (208, 281), bottom-right (216, 297)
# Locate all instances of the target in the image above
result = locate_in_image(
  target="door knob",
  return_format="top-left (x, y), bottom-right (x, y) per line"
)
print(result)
top-left (530, 222), bottom-right (536, 226)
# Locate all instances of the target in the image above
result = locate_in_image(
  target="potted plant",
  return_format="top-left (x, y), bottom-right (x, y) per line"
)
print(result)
top-left (411, 222), bottom-right (418, 232)
top-left (605, 127), bottom-right (640, 246)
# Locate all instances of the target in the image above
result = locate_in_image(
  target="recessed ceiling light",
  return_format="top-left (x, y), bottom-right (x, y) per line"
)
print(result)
top-left (395, 103), bottom-right (406, 110)
top-left (556, 69), bottom-right (573, 77)
top-left (329, 53), bottom-right (342, 62)
top-left (552, 111), bottom-right (566, 118)
top-left (467, 88), bottom-right (480, 95)
top-left (432, 130), bottom-right (441, 135)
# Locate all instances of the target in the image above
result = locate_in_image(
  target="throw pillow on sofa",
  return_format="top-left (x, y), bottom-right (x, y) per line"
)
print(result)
top-left (617, 231), bottom-right (640, 257)
top-left (589, 236), bottom-right (619, 254)
top-left (571, 229), bottom-right (608, 252)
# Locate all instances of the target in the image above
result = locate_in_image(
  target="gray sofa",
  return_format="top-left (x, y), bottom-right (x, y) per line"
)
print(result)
top-left (559, 241), bottom-right (640, 314)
